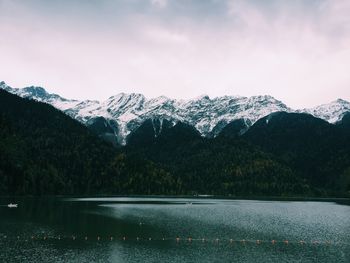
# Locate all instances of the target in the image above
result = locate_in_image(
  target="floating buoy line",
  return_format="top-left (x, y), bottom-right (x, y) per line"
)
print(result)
top-left (0, 235), bottom-right (348, 246)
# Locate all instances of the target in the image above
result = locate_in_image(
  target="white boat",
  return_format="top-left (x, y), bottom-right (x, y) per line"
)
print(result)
top-left (7, 203), bottom-right (18, 208)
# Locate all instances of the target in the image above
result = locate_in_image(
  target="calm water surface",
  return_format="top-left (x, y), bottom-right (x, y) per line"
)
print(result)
top-left (0, 197), bottom-right (349, 262)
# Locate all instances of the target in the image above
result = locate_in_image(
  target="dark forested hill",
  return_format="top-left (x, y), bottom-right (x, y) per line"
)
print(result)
top-left (243, 112), bottom-right (350, 194)
top-left (0, 90), bottom-right (179, 195)
top-left (337, 112), bottom-right (350, 131)
top-left (125, 113), bottom-right (350, 197)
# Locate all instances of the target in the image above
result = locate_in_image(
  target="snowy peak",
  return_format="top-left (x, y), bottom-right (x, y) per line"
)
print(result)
top-left (0, 82), bottom-right (76, 104)
top-left (21, 86), bottom-right (48, 98)
top-left (300, 98), bottom-right (350, 123)
top-left (0, 81), bottom-right (13, 93)
top-left (335, 98), bottom-right (348, 104)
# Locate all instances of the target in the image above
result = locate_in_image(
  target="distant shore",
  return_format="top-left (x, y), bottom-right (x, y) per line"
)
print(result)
top-left (1, 195), bottom-right (349, 205)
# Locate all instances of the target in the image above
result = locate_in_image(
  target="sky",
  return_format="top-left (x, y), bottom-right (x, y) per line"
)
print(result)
top-left (0, 0), bottom-right (349, 108)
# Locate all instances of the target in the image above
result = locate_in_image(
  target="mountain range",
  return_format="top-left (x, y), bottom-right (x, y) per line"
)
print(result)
top-left (0, 86), bottom-right (349, 197)
top-left (1, 81), bottom-right (349, 145)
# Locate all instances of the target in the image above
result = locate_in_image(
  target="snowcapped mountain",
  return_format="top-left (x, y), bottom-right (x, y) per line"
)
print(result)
top-left (0, 81), bottom-right (81, 111)
top-left (1, 81), bottom-right (349, 144)
top-left (298, 99), bottom-right (350, 123)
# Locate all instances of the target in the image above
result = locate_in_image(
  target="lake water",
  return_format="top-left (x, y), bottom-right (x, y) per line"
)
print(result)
top-left (0, 197), bottom-right (349, 262)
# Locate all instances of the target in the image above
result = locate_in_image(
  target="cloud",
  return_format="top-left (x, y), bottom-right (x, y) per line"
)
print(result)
top-left (0, 0), bottom-right (350, 108)
top-left (151, 0), bottom-right (167, 8)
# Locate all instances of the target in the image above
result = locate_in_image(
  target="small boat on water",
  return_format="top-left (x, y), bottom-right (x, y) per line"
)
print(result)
top-left (7, 203), bottom-right (18, 208)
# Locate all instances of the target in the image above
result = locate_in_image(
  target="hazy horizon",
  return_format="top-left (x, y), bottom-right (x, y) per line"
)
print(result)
top-left (1, 0), bottom-right (350, 108)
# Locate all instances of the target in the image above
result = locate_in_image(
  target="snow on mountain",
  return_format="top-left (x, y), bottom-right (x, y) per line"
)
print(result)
top-left (0, 81), bottom-right (81, 111)
top-left (1, 81), bottom-right (349, 144)
top-left (298, 99), bottom-right (350, 123)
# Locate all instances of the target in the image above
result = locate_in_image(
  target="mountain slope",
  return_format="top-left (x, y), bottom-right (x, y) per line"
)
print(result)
top-left (125, 126), bottom-right (314, 196)
top-left (299, 99), bottom-right (350, 123)
top-left (336, 112), bottom-right (350, 131)
top-left (0, 89), bottom-right (179, 195)
top-left (1, 81), bottom-right (293, 144)
top-left (243, 112), bottom-right (350, 193)
top-left (124, 111), bottom-right (350, 196)
top-left (217, 119), bottom-right (250, 139)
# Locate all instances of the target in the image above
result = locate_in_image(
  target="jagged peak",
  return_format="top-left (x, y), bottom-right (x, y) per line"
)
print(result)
top-left (307, 98), bottom-right (350, 109)
top-left (23, 85), bottom-right (46, 91)
top-left (334, 98), bottom-right (350, 104)
top-left (0, 81), bottom-right (12, 91)
top-left (22, 86), bottom-right (48, 95)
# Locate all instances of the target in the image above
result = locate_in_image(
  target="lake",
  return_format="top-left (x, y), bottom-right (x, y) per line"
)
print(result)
top-left (0, 197), bottom-right (349, 262)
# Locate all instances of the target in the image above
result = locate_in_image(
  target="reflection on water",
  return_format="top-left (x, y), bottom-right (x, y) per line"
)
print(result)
top-left (0, 197), bottom-right (349, 262)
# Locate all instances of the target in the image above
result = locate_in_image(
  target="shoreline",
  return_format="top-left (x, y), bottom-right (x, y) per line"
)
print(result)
top-left (1, 195), bottom-right (349, 204)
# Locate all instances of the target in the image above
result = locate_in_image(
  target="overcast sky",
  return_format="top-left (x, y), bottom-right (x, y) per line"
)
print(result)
top-left (0, 0), bottom-right (349, 108)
